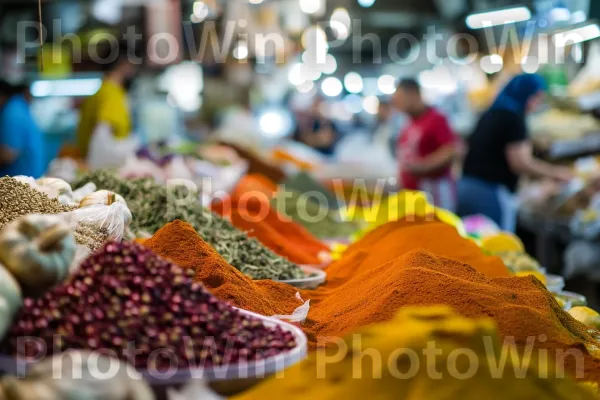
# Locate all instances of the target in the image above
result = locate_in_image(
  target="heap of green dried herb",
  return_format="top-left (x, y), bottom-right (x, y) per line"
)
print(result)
top-left (272, 189), bottom-right (358, 240)
top-left (283, 172), bottom-right (340, 210)
top-left (73, 171), bottom-right (304, 280)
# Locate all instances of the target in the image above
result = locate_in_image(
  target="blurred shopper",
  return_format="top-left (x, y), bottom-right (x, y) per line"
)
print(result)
top-left (77, 46), bottom-right (138, 160)
top-left (458, 74), bottom-right (572, 232)
top-left (294, 96), bottom-right (338, 156)
top-left (372, 100), bottom-right (393, 146)
top-left (0, 80), bottom-right (44, 178)
top-left (393, 78), bottom-right (459, 210)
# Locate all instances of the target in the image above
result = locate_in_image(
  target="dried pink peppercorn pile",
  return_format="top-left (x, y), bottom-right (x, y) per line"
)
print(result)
top-left (2, 241), bottom-right (296, 370)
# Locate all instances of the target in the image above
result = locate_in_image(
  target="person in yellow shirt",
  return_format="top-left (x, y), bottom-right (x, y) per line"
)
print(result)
top-left (76, 52), bottom-right (138, 158)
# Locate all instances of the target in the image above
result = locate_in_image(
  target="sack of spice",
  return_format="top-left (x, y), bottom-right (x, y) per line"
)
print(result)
top-left (60, 189), bottom-right (132, 242)
top-left (0, 177), bottom-right (108, 252)
top-left (64, 202), bottom-right (132, 241)
top-left (0, 177), bottom-right (73, 231)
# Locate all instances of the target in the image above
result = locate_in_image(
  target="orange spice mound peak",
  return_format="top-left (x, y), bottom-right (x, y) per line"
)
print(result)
top-left (303, 249), bottom-right (600, 384)
top-left (142, 220), bottom-right (303, 316)
top-left (326, 221), bottom-right (509, 289)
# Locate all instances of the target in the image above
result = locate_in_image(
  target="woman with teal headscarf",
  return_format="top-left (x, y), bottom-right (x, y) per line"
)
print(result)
top-left (457, 74), bottom-right (572, 232)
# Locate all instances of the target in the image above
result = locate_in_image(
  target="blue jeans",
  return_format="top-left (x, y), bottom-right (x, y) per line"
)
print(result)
top-left (457, 176), bottom-right (517, 232)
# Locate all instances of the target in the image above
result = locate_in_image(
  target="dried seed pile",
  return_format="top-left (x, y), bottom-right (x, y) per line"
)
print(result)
top-left (0, 177), bottom-right (73, 228)
top-left (74, 171), bottom-right (304, 280)
top-left (0, 177), bottom-right (108, 251)
top-left (2, 241), bottom-right (297, 368)
top-left (74, 224), bottom-right (109, 251)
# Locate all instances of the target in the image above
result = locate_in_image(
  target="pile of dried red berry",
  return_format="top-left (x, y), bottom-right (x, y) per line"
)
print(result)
top-left (2, 241), bottom-right (296, 370)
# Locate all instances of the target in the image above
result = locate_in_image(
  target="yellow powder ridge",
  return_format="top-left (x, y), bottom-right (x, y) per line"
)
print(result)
top-left (234, 306), bottom-right (600, 400)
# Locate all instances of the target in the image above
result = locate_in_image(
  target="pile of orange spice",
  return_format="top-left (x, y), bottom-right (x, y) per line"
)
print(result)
top-left (326, 220), bottom-right (509, 288)
top-left (213, 177), bottom-right (329, 265)
top-left (303, 249), bottom-right (600, 384)
top-left (141, 220), bottom-right (303, 316)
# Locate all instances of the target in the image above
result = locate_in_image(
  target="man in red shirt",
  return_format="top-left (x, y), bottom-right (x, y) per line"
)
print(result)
top-left (393, 78), bottom-right (459, 211)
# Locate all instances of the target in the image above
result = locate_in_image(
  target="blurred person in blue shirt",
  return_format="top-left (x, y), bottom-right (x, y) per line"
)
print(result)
top-left (0, 81), bottom-right (44, 178)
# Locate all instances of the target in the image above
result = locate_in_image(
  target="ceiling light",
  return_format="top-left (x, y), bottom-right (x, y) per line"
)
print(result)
top-left (31, 78), bottom-right (103, 97)
top-left (550, 7), bottom-right (571, 22)
top-left (288, 63), bottom-right (305, 86)
top-left (259, 111), bottom-right (288, 137)
top-left (344, 72), bottom-right (363, 94)
top-left (554, 23), bottom-right (600, 47)
top-left (193, 1), bottom-right (209, 19)
top-left (377, 75), bottom-right (396, 95)
top-left (297, 81), bottom-right (315, 93)
top-left (323, 54), bottom-right (337, 75)
top-left (302, 25), bottom-right (328, 52)
top-left (299, 0), bottom-right (322, 14)
top-left (304, 64), bottom-right (323, 81)
top-left (362, 95), bottom-right (379, 114)
top-left (331, 8), bottom-right (351, 40)
top-left (571, 11), bottom-right (587, 24)
top-left (233, 42), bottom-right (249, 60)
top-left (480, 54), bottom-right (504, 74)
top-left (321, 77), bottom-right (343, 97)
top-left (466, 6), bottom-right (532, 29)
top-left (358, 0), bottom-right (376, 8)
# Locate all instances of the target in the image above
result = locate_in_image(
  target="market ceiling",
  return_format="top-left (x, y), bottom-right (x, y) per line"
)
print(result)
top-left (323, 0), bottom-right (535, 57)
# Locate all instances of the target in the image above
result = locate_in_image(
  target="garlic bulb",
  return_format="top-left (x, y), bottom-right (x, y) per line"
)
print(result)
top-left (0, 264), bottom-right (23, 342)
top-left (0, 351), bottom-right (155, 400)
top-left (0, 215), bottom-right (76, 298)
top-left (70, 203), bottom-right (133, 241)
top-left (80, 190), bottom-right (127, 208)
top-left (13, 176), bottom-right (37, 188)
top-left (36, 178), bottom-right (73, 198)
top-left (72, 183), bottom-right (97, 203)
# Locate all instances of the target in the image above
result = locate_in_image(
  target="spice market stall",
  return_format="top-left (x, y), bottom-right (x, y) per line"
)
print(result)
top-left (1, 162), bottom-right (600, 398)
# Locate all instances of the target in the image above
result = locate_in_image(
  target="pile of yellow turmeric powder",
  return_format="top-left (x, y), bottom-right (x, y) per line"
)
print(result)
top-left (234, 306), bottom-right (599, 399)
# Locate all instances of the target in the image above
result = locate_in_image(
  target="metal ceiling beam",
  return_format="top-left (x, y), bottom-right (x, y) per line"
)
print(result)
top-left (364, 11), bottom-right (435, 28)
